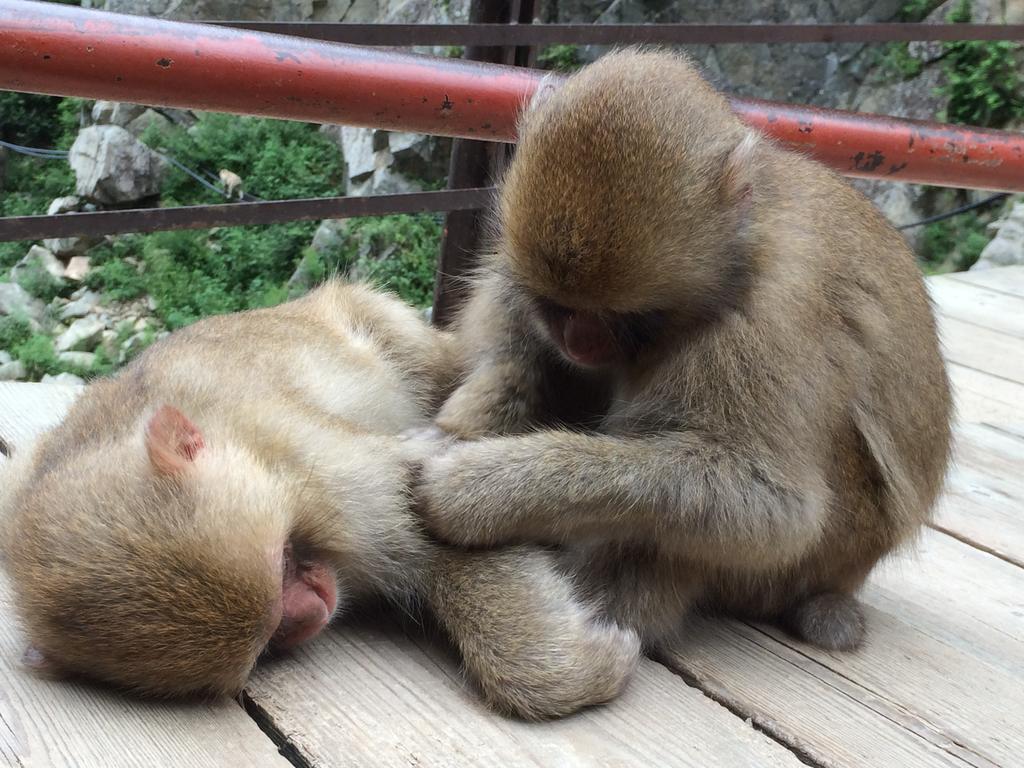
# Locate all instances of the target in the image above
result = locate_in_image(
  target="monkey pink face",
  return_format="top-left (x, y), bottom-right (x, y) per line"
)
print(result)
top-left (536, 299), bottom-right (620, 368)
top-left (536, 298), bottom-right (665, 369)
top-left (271, 544), bottom-right (339, 649)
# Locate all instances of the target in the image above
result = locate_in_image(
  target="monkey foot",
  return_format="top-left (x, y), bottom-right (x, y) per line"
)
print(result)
top-left (787, 592), bottom-right (866, 651)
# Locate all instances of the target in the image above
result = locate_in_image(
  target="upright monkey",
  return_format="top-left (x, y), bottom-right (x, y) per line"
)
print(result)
top-left (0, 283), bottom-right (637, 720)
top-left (420, 50), bottom-right (953, 658)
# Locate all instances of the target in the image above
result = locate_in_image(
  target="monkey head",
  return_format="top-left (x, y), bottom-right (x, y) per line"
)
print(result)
top-left (2, 405), bottom-right (339, 697)
top-left (496, 50), bottom-right (760, 368)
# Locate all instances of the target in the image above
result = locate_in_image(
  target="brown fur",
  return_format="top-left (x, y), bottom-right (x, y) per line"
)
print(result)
top-left (0, 282), bottom-right (634, 719)
top-left (421, 50), bottom-right (953, 696)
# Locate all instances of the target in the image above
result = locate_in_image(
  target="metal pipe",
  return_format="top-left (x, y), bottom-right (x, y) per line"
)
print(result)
top-left (2, 0), bottom-right (1023, 191)
top-left (217, 22), bottom-right (1024, 46)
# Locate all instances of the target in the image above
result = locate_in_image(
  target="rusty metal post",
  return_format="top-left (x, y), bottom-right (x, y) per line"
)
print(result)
top-left (1, 1), bottom-right (1022, 189)
top-left (432, 0), bottom-right (536, 327)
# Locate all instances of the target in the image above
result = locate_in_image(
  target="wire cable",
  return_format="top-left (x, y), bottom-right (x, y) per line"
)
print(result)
top-left (897, 192), bottom-right (1009, 230)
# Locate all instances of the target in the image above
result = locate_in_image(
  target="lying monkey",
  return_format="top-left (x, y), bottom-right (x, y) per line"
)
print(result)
top-left (0, 282), bottom-right (637, 719)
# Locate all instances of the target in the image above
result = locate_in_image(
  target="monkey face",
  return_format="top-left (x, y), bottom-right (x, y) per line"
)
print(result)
top-left (532, 296), bottom-right (667, 369)
top-left (270, 543), bottom-right (339, 650)
top-left (4, 404), bottom-right (340, 698)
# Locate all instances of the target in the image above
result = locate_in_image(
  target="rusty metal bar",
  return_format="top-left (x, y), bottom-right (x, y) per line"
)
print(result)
top-left (0, 188), bottom-right (493, 241)
top-left (1, 0), bottom-right (1023, 191)
top-left (218, 22), bottom-right (1024, 46)
top-left (434, 0), bottom-right (536, 327)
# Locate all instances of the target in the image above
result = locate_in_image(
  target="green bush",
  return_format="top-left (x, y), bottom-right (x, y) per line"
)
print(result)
top-left (347, 215), bottom-right (442, 308)
top-left (919, 211), bottom-right (991, 272)
top-left (12, 334), bottom-right (61, 379)
top-left (142, 113), bottom-right (343, 204)
top-left (537, 45), bottom-right (583, 73)
top-left (0, 315), bottom-right (33, 351)
top-left (15, 261), bottom-right (67, 303)
top-left (940, 0), bottom-right (1024, 126)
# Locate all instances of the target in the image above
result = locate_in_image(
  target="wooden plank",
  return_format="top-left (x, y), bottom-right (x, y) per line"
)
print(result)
top-left (928, 277), bottom-right (1024, 338)
top-left (665, 529), bottom-right (1024, 768)
top-left (945, 265), bottom-right (1024, 299)
top-left (934, 423), bottom-right (1024, 566)
top-left (0, 574), bottom-right (290, 768)
top-left (245, 621), bottom-right (805, 768)
top-left (937, 315), bottom-right (1024, 385)
top-left (947, 364), bottom-right (1024, 427)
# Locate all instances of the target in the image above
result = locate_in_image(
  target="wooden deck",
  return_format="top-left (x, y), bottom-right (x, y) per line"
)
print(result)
top-left (2, 267), bottom-right (1023, 768)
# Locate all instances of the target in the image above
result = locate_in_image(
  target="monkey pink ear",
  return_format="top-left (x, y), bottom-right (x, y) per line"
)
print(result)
top-left (721, 132), bottom-right (759, 212)
top-left (145, 405), bottom-right (205, 476)
top-left (22, 645), bottom-right (61, 676)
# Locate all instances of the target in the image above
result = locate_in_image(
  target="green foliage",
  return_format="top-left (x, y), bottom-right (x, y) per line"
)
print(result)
top-left (11, 334), bottom-right (60, 379)
top-left (347, 215), bottom-right (441, 308)
top-left (537, 45), bottom-right (583, 73)
top-left (874, 43), bottom-right (923, 82)
top-left (940, 0), bottom-right (1024, 126)
top-left (918, 211), bottom-right (990, 272)
top-left (142, 113), bottom-right (343, 204)
top-left (0, 315), bottom-right (32, 351)
top-left (15, 261), bottom-right (67, 303)
top-left (0, 94), bottom-right (80, 271)
top-left (898, 0), bottom-right (943, 22)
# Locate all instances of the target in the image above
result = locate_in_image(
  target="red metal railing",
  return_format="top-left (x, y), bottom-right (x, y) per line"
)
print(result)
top-left (2, 0), bottom-right (1023, 196)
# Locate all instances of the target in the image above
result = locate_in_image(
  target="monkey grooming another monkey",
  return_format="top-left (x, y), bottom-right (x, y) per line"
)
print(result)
top-left (419, 49), bottom-right (953, 660)
top-left (0, 282), bottom-right (638, 719)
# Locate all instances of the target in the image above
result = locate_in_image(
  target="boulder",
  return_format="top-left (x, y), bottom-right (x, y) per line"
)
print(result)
top-left (57, 351), bottom-right (97, 369)
top-left (125, 109), bottom-right (174, 137)
top-left (42, 236), bottom-right (91, 258)
top-left (69, 125), bottom-right (166, 204)
top-left (24, 245), bottom-right (65, 280)
top-left (0, 351), bottom-right (10, 364)
top-left (311, 219), bottom-right (352, 253)
top-left (0, 283), bottom-right (45, 321)
top-left (103, 0), bottom-right (313, 21)
top-left (55, 316), bottom-right (106, 353)
top-left (47, 196), bottom-right (83, 215)
top-left (972, 201), bottom-right (1024, 270)
top-left (0, 360), bottom-right (26, 382)
top-left (60, 290), bottom-right (101, 320)
top-left (91, 101), bottom-right (147, 126)
top-left (64, 256), bottom-right (92, 282)
top-left (42, 372), bottom-right (86, 386)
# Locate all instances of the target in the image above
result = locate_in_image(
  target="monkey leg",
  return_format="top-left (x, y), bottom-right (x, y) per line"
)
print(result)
top-left (428, 546), bottom-right (641, 720)
top-left (783, 591), bottom-right (866, 651)
top-left (562, 544), bottom-right (701, 649)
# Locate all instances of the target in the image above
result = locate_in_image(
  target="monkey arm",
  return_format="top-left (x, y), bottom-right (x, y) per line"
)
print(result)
top-left (434, 274), bottom-right (549, 438)
top-left (427, 545), bottom-right (640, 719)
top-left (418, 430), bottom-right (827, 570)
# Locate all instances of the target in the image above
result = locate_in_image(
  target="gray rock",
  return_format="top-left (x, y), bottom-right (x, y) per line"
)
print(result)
top-left (55, 316), bottom-right (106, 353)
top-left (42, 372), bottom-right (86, 386)
top-left (104, 0), bottom-right (313, 20)
top-left (91, 101), bottom-right (147, 126)
top-left (47, 195), bottom-right (83, 215)
top-left (0, 360), bottom-right (27, 382)
top-left (60, 290), bottom-right (101, 320)
top-left (58, 351), bottom-right (97, 369)
top-left (25, 245), bottom-right (65, 280)
top-left (69, 125), bottom-right (166, 204)
top-left (0, 283), bottom-right (45, 321)
top-left (42, 236), bottom-right (91, 258)
top-left (64, 256), bottom-right (92, 282)
top-left (0, 350), bottom-right (10, 364)
top-left (125, 108), bottom-right (173, 137)
top-left (972, 201), bottom-right (1024, 270)
top-left (311, 219), bottom-right (351, 253)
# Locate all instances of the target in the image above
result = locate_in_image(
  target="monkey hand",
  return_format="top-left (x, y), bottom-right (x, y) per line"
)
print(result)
top-left (414, 440), bottom-right (529, 548)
